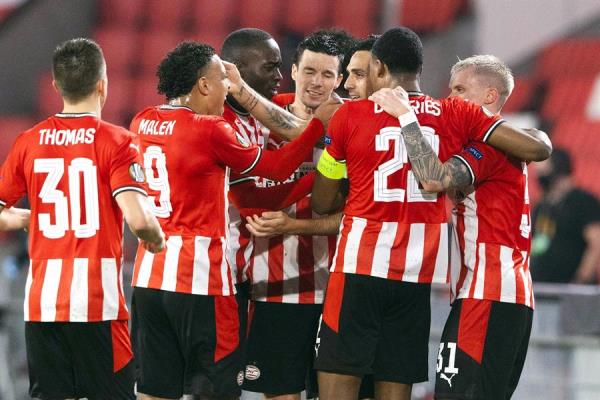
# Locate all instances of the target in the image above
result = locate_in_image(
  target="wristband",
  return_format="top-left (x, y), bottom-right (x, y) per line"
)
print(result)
top-left (316, 149), bottom-right (347, 180)
top-left (398, 111), bottom-right (418, 127)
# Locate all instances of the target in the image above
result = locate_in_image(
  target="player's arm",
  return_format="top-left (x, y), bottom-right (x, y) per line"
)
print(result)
top-left (229, 172), bottom-right (315, 215)
top-left (0, 206), bottom-right (30, 231)
top-left (246, 211), bottom-right (343, 237)
top-left (486, 126), bottom-right (552, 162)
top-left (224, 61), bottom-right (342, 139)
top-left (115, 191), bottom-right (165, 253)
top-left (311, 147), bottom-right (347, 214)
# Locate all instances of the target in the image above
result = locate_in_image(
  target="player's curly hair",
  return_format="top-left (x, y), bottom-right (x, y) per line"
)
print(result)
top-left (157, 41), bottom-right (215, 100)
top-left (372, 27), bottom-right (423, 74)
top-left (293, 29), bottom-right (353, 73)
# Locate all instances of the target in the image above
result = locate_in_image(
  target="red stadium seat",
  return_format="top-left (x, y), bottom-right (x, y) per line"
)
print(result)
top-left (331, 0), bottom-right (378, 38)
top-left (283, 0), bottom-right (330, 35)
top-left (144, 0), bottom-right (190, 32)
top-left (132, 75), bottom-right (164, 115)
top-left (238, 0), bottom-right (281, 34)
top-left (191, 0), bottom-right (237, 35)
top-left (94, 27), bottom-right (137, 75)
top-left (103, 74), bottom-right (135, 126)
top-left (502, 77), bottom-right (534, 114)
top-left (190, 30), bottom-right (227, 50)
top-left (138, 31), bottom-right (185, 74)
top-left (535, 39), bottom-right (600, 83)
top-left (401, 0), bottom-right (465, 33)
top-left (37, 72), bottom-right (62, 119)
top-left (0, 116), bottom-right (36, 162)
top-left (540, 78), bottom-right (594, 122)
top-left (97, 0), bottom-right (145, 28)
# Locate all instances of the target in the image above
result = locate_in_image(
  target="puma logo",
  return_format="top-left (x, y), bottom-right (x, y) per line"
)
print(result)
top-left (440, 372), bottom-right (457, 387)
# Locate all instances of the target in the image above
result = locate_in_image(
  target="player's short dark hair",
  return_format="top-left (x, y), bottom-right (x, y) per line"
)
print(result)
top-left (293, 29), bottom-right (352, 73)
top-left (52, 38), bottom-right (105, 103)
top-left (372, 27), bottom-right (423, 74)
top-left (157, 41), bottom-right (215, 100)
top-left (221, 28), bottom-right (274, 64)
top-left (551, 148), bottom-right (573, 176)
top-left (354, 34), bottom-right (380, 52)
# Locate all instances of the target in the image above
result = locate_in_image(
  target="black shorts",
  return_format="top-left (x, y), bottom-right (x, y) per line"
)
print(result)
top-left (131, 287), bottom-right (242, 399)
top-left (315, 272), bottom-right (431, 384)
top-left (26, 320), bottom-right (135, 400)
top-left (242, 300), bottom-right (322, 395)
top-left (434, 298), bottom-right (533, 400)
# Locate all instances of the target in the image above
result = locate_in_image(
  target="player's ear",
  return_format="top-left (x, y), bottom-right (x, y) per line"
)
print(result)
top-left (97, 78), bottom-right (108, 107)
top-left (334, 73), bottom-right (343, 89)
top-left (51, 80), bottom-right (60, 95)
top-left (196, 76), bottom-right (210, 95)
top-left (375, 59), bottom-right (387, 79)
top-left (486, 87), bottom-right (499, 106)
top-left (291, 63), bottom-right (298, 82)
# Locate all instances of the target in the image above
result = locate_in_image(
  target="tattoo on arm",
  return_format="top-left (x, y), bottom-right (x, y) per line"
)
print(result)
top-left (266, 106), bottom-right (300, 131)
top-left (400, 122), bottom-right (472, 190)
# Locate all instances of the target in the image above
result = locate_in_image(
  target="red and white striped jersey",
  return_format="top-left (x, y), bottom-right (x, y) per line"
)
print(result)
top-left (222, 102), bottom-right (270, 285)
top-left (0, 113), bottom-right (146, 322)
top-left (451, 142), bottom-right (534, 308)
top-left (130, 105), bottom-right (264, 296)
top-left (249, 95), bottom-right (336, 304)
top-left (326, 94), bottom-right (504, 283)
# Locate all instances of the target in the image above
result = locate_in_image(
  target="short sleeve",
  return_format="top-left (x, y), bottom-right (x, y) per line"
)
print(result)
top-left (0, 136), bottom-right (27, 208)
top-left (110, 133), bottom-right (148, 198)
top-left (449, 98), bottom-right (505, 143)
top-left (210, 119), bottom-right (262, 174)
top-left (324, 103), bottom-right (350, 161)
top-left (452, 141), bottom-right (504, 185)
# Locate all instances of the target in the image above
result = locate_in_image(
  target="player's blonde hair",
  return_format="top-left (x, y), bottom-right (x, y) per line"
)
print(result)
top-left (451, 55), bottom-right (514, 105)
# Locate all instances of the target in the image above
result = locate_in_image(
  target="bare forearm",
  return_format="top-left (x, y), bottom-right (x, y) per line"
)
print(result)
top-left (0, 207), bottom-right (30, 231)
top-left (574, 246), bottom-right (600, 283)
top-left (401, 122), bottom-right (472, 192)
top-left (232, 81), bottom-right (306, 140)
top-left (288, 212), bottom-right (343, 236)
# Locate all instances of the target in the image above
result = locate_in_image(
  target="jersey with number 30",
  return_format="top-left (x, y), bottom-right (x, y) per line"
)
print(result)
top-left (326, 93), bottom-right (504, 283)
top-left (0, 113), bottom-right (146, 322)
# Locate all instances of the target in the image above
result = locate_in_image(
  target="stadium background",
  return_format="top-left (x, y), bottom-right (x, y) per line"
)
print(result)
top-left (0, 0), bottom-right (599, 398)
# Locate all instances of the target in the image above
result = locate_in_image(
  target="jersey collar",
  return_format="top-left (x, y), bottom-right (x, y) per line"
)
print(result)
top-left (55, 112), bottom-right (97, 118)
top-left (159, 104), bottom-right (194, 112)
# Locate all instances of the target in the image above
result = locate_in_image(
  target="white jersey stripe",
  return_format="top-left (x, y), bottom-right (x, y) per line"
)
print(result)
top-left (136, 250), bottom-right (154, 288)
top-left (433, 224), bottom-right (450, 283)
top-left (371, 222), bottom-right (397, 279)
top-left (101, 258), bottom-right (119, 320)
top-left (23, 262), bottom-right (33, 321)
top-left (220, 238), bottom-right (231, 295)
top-left (499, 246), bottom-right (517, 303)
top-left (402, 223), bottom-right (425, 282)
top-left (161, 236), bottom-right (182, 292)
top-left (473, 244), bottom-right (486, 299)
top-left (282, 231), bottom-right (300, 303)
top-left (70, 258), bottom-right (89, 322)
top-left (343, 217), bottom-right (367, 274)
top-left (521, 251), bottom-right (531, 307)
top-left (40, 259), bottom-right (62, 322)
top-left (192, 236), bottom-right (211, 294)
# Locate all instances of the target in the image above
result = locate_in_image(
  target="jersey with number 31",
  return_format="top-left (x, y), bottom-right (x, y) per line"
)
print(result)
top-left (326, 93), bottom-right (504, 283)
top-left (0, 113), bottom-right (146, 322)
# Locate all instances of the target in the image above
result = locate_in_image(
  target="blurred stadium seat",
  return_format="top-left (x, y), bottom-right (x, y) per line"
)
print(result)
top-left (144, 0), bottom-right (189, 32)
top-left (138, 30), bottom-right (186, 74)
top-left (94, 27), bottom-right (137, 75)
top-left (237, 0), bottom-right (281, 34)
top-left (331, 0), bottom-right (378, 37)
top-left (540, 78), bottom-right (594, 122)
top-left (191, 0), bottom-right (237, 34)
top-left (0, 116), bottom-right (36, 161)
top-left (535, 39), bottom-right (600, 83)
top-left (36, 72), bottom-right (62, 119)
top-left (132, 73), bottom-right (164, 114)
top-left (97, 0), bottom-right (145, 28)
top-left (283, 0), bottom-right (329, 35)
top-left (502, 77), bottom-right (535, 114)
top-left (401, 0), bottom-right (465, 34)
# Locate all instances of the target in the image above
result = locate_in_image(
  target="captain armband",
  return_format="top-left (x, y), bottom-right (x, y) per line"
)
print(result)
top-left (316, 149), bottom-right (347, 180)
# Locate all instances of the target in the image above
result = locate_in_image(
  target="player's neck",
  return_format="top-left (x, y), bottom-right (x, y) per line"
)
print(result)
top-left (388, 75), bottom-right (421, 93)
top-left (61, 97), bottom-right (101, 117)
top-left (289, 98), bottom-right (314, 119)
top-left (225, 95), bottom-right (249, 115)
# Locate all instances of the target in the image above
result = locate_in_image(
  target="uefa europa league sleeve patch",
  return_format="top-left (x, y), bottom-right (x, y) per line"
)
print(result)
top-left (129, 162), bottom-right (146, 183)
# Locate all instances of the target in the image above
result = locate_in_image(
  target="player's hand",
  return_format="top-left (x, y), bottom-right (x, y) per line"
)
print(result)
top-left (447, 185), bottom-right (474, 203)
top-left (314, 92), bottom-right (343, 128)
top-left (223, 61), bottom-right (242, 93)
top-left (369, 86), bottom-right (412, 118)
top-left (143, 233), bottom-right (166, 254)
top-left (245, 211), bottom-right (295, 237)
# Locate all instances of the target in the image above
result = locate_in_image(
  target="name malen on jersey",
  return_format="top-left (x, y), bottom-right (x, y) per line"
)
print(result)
top-left (138, 119), bottom-right (176, 136)
top-left (39, 128), bottom-right (96, 145)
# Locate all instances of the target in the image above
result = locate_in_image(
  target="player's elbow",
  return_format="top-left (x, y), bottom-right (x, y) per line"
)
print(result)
top-left (530, 143), bottom-right (552, 162)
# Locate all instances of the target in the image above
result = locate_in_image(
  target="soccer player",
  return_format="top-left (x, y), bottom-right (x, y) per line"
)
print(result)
top-left (372, 55), bottom-right (542, 400)
top-left (129, 41), bottom-right (338, 400)
top-left (0, 38), bottom-right (165, 400)
top-left (310, 28), bottom-right (551, 400)
top-left (226, 30), bottom-right (347, 400)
